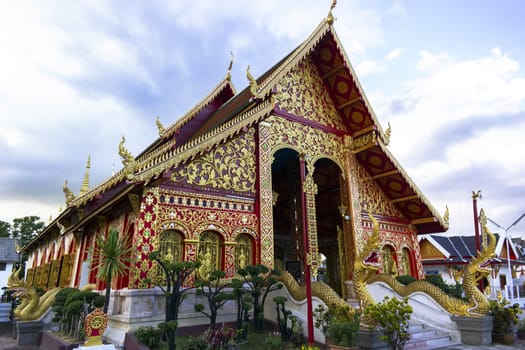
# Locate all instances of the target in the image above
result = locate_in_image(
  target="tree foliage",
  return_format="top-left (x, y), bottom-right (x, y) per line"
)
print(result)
top-left (91, 228), bottom-right (133, 314)
top-left (233, 264), bottom-right (282, 332)
top-left (194, 269), bottom-right (234, 329)
top-left (148, 251), bottom-right (200, 350)
top-left (10, 216), bottom-right (45, 248)
top-left (0, 220), bottom-right (11, 238)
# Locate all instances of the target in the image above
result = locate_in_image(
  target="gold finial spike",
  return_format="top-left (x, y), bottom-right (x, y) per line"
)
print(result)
top-left (119, 135), bottom-right (134, 166)
top-left (226, 52), bottom-right (234, 80)
top-left (384, 122), bottom-right (391, 146)
top-left (327, 0), bottom-right (337, 24)
top-left (80, 155), bottom-right (91, 195)
top-left (472, 190), bottom-right (482, 200)
top-left (49, 214), bottom-right (52, 223)
top-left (246, 65), bottom-right (259, 99)
top-left (63, 179), bottom-right (75, 205)
top-left (156, 116), bottom-right (165, 136)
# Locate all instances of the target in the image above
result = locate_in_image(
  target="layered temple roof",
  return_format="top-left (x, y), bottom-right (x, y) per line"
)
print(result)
top-left (24, 10), bottom-right (447, 252)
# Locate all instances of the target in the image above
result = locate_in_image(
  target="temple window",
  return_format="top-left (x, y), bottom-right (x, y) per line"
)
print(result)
top-left (401, 247), bottom-right (412, 276)
top-left (235, 234), bottom-right (253, 271)
top-left (197, 231), bottom-right (222, 280)
top-left (156, 229), bottom-right (183, 285)
top-left (382, 245), bottom-right (397, 276)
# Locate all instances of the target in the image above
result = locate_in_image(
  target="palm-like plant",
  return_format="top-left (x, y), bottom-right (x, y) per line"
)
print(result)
top-left (92, 228), bottom-right (133, 313)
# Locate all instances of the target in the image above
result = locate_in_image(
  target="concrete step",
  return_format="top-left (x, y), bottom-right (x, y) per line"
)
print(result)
top-left (404, 323), bottom-right (461, 350)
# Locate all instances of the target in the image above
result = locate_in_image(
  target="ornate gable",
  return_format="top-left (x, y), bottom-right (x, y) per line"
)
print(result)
top-left (275, 57), bottom-right (346, 130)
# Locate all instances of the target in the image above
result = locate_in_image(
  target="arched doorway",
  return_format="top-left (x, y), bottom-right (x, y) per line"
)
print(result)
top-left (271, 148), bottom-right (304, 281)
top-left (313, 158), bottom-right (345, 295)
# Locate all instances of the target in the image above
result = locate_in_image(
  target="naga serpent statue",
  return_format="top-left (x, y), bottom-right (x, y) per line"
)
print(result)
top-left (362, 210), bottom-right (496, 317)
top-left (14, 286), bottom-right (61, 321)
top-left (279, 270), bottom-right (349, 309)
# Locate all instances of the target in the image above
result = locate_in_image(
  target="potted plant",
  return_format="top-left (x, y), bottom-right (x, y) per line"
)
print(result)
top-left (518, 319), bottom-right (525, 340)
top-left (364, 296), bottom-right (413, 350)
top-left (313, 303), bottom-right (360, 349)
top-left (489, 295), bottom-right (522, 344)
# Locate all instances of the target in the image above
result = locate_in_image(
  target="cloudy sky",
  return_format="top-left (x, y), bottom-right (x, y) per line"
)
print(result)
top-left (1, 1), bottom-right (524, 237)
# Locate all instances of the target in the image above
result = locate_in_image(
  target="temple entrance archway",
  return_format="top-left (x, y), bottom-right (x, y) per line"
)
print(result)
top-left (272, 148), bottom-right (304, 280)
top-left (313, 157), bottom-right (344, 296)
top-left (271, 149), bottom-right (345, 296)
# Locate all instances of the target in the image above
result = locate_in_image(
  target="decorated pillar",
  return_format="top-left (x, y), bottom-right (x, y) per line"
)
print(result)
top-left (299, 154), bottom-right (314, 344)
top-left (342, 136), bottom-right (362, 278)
top-left (258, 121), bottom-right (274, 268)
top-left (130, 188), bottom-right (159, 289)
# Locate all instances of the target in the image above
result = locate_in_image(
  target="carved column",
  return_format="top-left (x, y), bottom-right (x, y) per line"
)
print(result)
top-left (304, 158), bottom-right (320, 278)
top-left (342, 136), bottom-right (362, 278)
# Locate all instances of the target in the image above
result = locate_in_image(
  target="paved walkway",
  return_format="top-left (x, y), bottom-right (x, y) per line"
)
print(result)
top-left (1, 321), bottom-right (525, 350)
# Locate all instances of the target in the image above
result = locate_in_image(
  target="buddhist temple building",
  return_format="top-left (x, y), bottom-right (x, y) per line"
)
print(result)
top-left (20, 6), bottom-right (447, 343)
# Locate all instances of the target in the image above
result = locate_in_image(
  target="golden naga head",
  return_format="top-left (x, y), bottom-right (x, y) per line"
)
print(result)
top-left (469, 209), bottom-right (497, 275)
top-left (360, 211), bottom-right (381, 270)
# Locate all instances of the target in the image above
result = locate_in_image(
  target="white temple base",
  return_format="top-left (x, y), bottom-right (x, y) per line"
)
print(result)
top-left (74, 345), bottom-right (116, 350)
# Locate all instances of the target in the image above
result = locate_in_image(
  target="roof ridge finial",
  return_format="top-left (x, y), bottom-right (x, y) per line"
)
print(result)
top-left (80, 155), bottom-right (91, 195)
top-left (246, 65), bottom-right (260, 99)
top-left (156, 115), bottom-right (165, 137)
top-left (327, 0), bottom-right (337, 25)
top-left (63, 180), bottom-right (75, 205)
top-left (226, 51), bottom-right (234, 80)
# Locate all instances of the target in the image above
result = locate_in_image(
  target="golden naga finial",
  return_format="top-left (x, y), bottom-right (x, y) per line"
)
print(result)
top-left (80, 155), bottom-right (91, 195)
top-left (119, 136), bottom-right (134, 166)
top-left (246, 65), bottom-right (260, 99)
top-left (226, 52), bottom-right (234, 80)
top-left (384, 122), bottom-right (391, 146)
top-left (443, 204), bottom-right (449, 227)
top-left (327, 0), bottom-right (337, 24)
top-left (156, 116), bottom-right (165, 136)
top-left (63, 180), bottom-right (75, 206)
top-left (57, 221), bottom-right (66, 235)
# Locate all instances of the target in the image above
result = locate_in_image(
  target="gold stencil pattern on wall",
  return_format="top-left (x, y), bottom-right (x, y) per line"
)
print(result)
top-left (171, 128), bottom-right (256, 193)
top-left (275, 57), bottom-right (345, 130)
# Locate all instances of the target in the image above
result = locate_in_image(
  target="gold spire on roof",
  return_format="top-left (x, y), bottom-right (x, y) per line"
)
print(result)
top-left (246, 65), bottom-right (260, 99)
top-left (226, 52), bottom-right (234, 80)
top-left (63, 180), bottom-right (75, 205)
top-left (156, 116), bottom-right (165, 137)
top-left (80, 155), bottom-right (91, 195)
top-left (119, 136), bottom-right (134, 166)
top-left (327, 0), bottom-right (337, 25)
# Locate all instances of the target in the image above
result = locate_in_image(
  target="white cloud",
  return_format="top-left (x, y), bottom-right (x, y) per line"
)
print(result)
top-left (385, 48), bottom-right (403, 61)
top-left (416, 51), bottom-right (450, 71)
top-left (380, 48), bottom-right (525, 234)
top-left (356, 60), bottom-right (382, 76)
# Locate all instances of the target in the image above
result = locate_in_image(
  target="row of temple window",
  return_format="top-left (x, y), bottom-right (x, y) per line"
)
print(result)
top-left (156, 229), bottom-right (253, 282)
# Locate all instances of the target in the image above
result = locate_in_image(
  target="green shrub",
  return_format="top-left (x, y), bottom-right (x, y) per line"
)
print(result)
top-left (328, 312), bottom-right (360, 347)
top-left (264, 332), bottom-right (282, 350)
top-left (364, 296), bottom-right (413, 350)
top-left (424, 274), bottom-right (464, 299)
top-left (489, 296), bottom-right (522, 334)
top-left (182, 335), bottom-right (207, 350)
top-left (396, 275), bottom-right (417, 285)
top-left (135, 326), bottom-right (161, 349)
